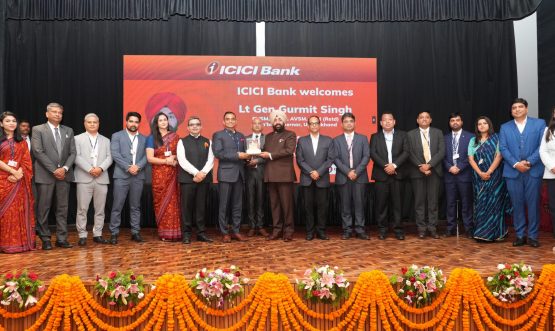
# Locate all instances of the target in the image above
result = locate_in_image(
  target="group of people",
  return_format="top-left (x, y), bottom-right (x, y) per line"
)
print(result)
top-left (1, 98), bottom-right (554, 253)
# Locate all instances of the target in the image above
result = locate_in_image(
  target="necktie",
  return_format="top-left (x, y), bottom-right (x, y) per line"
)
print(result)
top-left (54, 127), bottom-right (63, 157)
top-left (453, 133), bottom-right (459, 166)
top-left (422, 130), bottom-right (431, 163)
top-left (346, 135), bottom-right (354, 168)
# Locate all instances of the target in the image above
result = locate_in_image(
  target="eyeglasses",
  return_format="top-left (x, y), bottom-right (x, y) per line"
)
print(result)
top-left (188, 123), bottom-right (201, 127)
top-left (308, 122), bottom-right (320, 126)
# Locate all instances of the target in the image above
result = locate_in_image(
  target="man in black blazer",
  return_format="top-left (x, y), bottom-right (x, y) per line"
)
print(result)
top-left (369, 113), bottom-right (409, 240)
top-left (212, 111), bottom-right (250, 243)
top-left (245, 117), bottom-right (269, 237)
top-left (407, 111), bottom-right (445, 239)
top-left (443, 113), bottom-right (474, 238)
top-left (296, 116), bottom-right (336, 240)
top-left (333, 113), bottom-right (370, 240)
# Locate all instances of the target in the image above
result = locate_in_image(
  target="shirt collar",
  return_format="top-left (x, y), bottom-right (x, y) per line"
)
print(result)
top-left (47, 121), bottom-right (59, 130)
top-left (383, 129), bottom-right (394, 135)
top-left (515, 116), bottom-right (528, 126)
top-left (126, 129), bottom-right (138, 137)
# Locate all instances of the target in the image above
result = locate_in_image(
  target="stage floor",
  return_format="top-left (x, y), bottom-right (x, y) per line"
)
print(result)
top-left (1, 226), bottom-right (554, 283)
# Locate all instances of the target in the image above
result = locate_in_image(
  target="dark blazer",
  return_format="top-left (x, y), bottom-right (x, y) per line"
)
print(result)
top-left (31, 123), bottom-right (76, 184)
top-left (406, 127), bottom-right (445, 178)
top-left (443, 130), bottom-right (473, 183)
top-left (499, 117), bottom-right (546, 179)
top-left (369, 129), bottom-right (409, 181)
top-left (333, 132), bottom-right (370, 185)
top-left (212, 128), bottom-right (246, 182)
top-left (263, 129), bottom-right (296, 182)
top-left (110, 130), bottom-right (147, 180)
top-left (296, 134), bottom-right (336, 187)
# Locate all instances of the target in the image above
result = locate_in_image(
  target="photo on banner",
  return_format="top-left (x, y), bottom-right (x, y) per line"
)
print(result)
top-left (123, 55), bottom-right (377, 181)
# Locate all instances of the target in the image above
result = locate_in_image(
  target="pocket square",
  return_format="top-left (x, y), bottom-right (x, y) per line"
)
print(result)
top-left (279, 138), bottom-right (284, 143)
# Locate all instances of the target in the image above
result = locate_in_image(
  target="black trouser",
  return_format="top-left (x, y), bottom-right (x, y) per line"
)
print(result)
top-left (246, 170), bottom-right (265, 229)
top-left (302, 183), bottom-right (329, 235)
top-left (374, 178), bottom-right (403, 235)
top-left (180, 182), bottom-right (209, 237)
top-left (547, 179), bottom-right (555, 235)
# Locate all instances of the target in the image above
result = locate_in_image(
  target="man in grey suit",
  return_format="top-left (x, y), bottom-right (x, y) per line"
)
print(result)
top-left (74, 113), bottom-right (113, 246)
top-left (212, 111), bottom-right (250, 243)
top-left (109, 112), bottom-right (147, 244)
top-left (246, 117), bottom-right (269, 237)
top-left (32, 102), bottom-right (77, 250)
top-left (296, 115), bottom-right (336, 241)
top-left (407, 111), bottom-right (445, 239)
top-left (333, 113), bottom-right (370, 240)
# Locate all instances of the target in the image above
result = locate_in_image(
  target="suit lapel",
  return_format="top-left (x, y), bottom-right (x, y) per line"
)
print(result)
top-left (45, 123), bottom-right (58, 152)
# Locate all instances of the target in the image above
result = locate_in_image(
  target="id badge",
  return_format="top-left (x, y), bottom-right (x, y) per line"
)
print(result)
top-left (164, 151), bottom-right (172, 157)
top-left (478, 159), bottom-right (483, 165)
top-left (453, 153), bottom-right (459, 160)
top-left (8, 160), bottom-right (17, 167)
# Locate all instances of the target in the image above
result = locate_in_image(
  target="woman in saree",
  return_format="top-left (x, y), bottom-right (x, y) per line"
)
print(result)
top-left (146, 112), bottom-right (182, 241)
top-left (0, 111), bottom-right (36, 253)
top-left (468, 116), bottom-right (511, 241)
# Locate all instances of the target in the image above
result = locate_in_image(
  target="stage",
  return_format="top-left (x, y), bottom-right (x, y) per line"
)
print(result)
top-left (1, 225), bottom-right (553, 284)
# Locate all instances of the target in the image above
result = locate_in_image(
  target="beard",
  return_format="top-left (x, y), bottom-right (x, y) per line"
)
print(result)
top-left (273, 123), bottom-right (284, 132)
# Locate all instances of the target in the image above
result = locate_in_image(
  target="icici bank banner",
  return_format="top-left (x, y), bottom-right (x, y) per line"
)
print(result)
top-left (123, 55), bottom-right (378, 181)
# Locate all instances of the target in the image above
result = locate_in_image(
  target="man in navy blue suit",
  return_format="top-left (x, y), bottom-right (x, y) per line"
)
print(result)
top-left (500, 98), bottom-right (546, 248)
top-left (443, 113), bottom-right (474, 238)
top-left (212, 111), bottom-right (250, 243)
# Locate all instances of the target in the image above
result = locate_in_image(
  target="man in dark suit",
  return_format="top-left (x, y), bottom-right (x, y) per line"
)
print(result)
top-left (500, 98), bottom-right (546, 248)
top-left (176, 116), bottom-right (214, 244)
top-left (369, 112), bottom-right (409, 240)
top-left (296, 115), bottom-right (336, 241)
top-left (443, 112), bottom-right (474, 238)
top-left (245, 117), bottom-right (269, 237)
top-left (212, 111), bottom-right (250, 243)
top-left (109, 112), bottom-right (148, 244)
top-left (259, 110), bottom-right (297, 241)
top-left (333, 112), bottom-right (370, 240)
top-left (407, 111), bottom-right (445, 239)
top-left (32, 102), bottom-right (76, 250)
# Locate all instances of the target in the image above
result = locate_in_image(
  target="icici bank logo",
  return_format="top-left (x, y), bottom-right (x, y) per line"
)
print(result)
top-left (206, 61), bottom-right (220, 75)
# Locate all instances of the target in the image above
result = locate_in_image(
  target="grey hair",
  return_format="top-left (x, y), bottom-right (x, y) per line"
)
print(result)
top-left (84, 113), bottom-right (99, 121)
top-left (46, 102), bottom-right (64, 112)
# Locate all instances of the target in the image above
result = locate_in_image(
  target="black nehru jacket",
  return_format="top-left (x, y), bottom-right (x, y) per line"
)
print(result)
top-left (178, 135), bottom-right (213, 183)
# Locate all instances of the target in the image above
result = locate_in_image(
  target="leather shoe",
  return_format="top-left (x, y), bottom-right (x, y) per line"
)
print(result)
top-left (341, 233), bottom-right (351, 240)
top-left (109, 234), bottom-right (118, 245)
top-left (316, 232), bottom-right (329, 240)
top-left (443, 232), bottom-right (455, 237)
top-left (396, 234), bottom-right (405, 240)
top-left (356, 233), bottom-right (369, 240)
top-left (267, 232), bottom-right (281, 241)
top-left (182, 236), bottom-right (191, 244)
top-left (42, 241), bottom-right (52, 250)
top-left (247, 228), bottom-right (256, 237)
top-left (283, 236), bottom-right (293, 242)
top-left (464, 232), bottom-right (474, 239)
top-left (528, 239), bottom-right (540, 248)
top-left (78, 238), bottom-right (87, 246)
top-left (512, 237), bottom-right (526, 246)
top-left (197, 234), bottom-right (213, 242)
top-left (306, 233), bottom-right (314, 241)
top-left (93, 236), bottom-right (108, 244)
top-left (431, 232), bottom-right (440, 239)
top-left (55, 241), bottom-right (73, 248)
top-left (378, 233), bottom-right (386, 240)
top-left (222, 235), bottom-right (231, 243)
top-left (418, 233), bottom-right (426, 239)
top-left (231, 233), bottom-right (248, 241)
top-left (131, 233), bottom-right (144, 243)
top-left (259, 228), bottom-right (270, 237)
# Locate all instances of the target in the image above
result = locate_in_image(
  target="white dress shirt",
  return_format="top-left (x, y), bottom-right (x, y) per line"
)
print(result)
top-left (383, 129), bottom-right (394, 164)
top-left (515, 117), bottom-right (527, 134)
top-left (310, 133), bottom-right (319, 156)
top-left (47, 121), bottom-right (68, 171)
top-left (176, 135), bottom-right (215, 176)
top-left (86, 132), bottom-right (99, 167)
top-left (127, 130), bottom-right (139, 165)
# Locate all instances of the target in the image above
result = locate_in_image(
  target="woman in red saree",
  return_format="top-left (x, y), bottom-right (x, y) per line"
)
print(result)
top-left (0, 112), bottom-right (36, 253)
top-left (146, 112), bottom-right (182, 241)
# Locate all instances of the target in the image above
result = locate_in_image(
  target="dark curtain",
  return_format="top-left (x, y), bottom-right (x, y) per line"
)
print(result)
top-left (5, 15), bottom-right (255, 229)
top-left (7, 0), bottom-right (542, 22)
top-left (266, 21), bottom-right (518, 132)
top-left (538, 0), bottom-right (555, 119)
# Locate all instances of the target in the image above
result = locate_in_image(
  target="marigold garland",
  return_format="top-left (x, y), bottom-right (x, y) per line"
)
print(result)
top-left (0, 265), bottom-right (554, 330)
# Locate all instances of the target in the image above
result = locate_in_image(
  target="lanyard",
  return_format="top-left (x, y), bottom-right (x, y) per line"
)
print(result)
top-left (88, 136), bottom-right (98, 151)
top-left (129, 134), bottom-right (137, 151)
top-left (8, 139), bottom-right (15, 160)
top-left (452, 133), bottom-right (459, 154)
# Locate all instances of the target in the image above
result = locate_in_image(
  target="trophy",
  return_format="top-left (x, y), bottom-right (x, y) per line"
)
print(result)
top-left (246, 137), bottom-right (261, 155)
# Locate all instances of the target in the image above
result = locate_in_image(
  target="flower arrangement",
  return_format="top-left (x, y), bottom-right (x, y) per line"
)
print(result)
top-left (486, 263), bottom-right (535, 302)
top-left (95, 271), bottom-right (145, 308)
top-left (390, 265), bottom-right (446, 307)
top-left (0, 270), bottom-right (45, 308)
top-left (189, 265), bottom-right (249, 308)
top-left (296, 265), bottom-right (350, 304)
